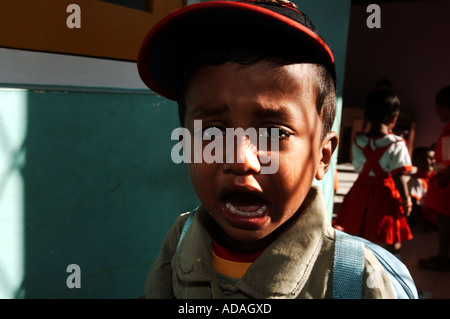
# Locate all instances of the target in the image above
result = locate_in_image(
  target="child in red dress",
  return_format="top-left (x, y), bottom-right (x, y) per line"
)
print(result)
top-left (334, 89), bottom-right (413, 253)
top-left (420, 86), bottom-right (450, 271)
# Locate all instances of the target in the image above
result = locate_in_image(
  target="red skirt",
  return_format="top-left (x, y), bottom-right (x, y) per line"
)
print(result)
top-left (424, 173), bottom-right (450, 216)
top-left (334, 175), bottom-right (413, 245)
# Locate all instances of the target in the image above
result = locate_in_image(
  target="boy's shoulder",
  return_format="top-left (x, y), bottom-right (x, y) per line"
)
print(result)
top-left (330, 229), bottom-right (417, 299)
top-left (168, 209), bottom-right (201, 251)
top-left (321, 225), bottom-right (396, 298)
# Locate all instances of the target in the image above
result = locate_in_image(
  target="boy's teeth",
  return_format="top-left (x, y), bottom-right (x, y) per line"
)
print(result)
top-left (225, 201), bottom-right (267, 217)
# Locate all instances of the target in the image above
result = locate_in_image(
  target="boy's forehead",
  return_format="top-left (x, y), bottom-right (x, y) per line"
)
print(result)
top-left (185, 62), bottom-right (318, 120)
top-left (191, 61), bottom-right (316, 88)
top-left (187, 61), bottom-right (316, 100)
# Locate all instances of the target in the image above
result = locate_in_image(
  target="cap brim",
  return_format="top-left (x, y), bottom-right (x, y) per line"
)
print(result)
top-left (137, 1), bottom-right (335, 101)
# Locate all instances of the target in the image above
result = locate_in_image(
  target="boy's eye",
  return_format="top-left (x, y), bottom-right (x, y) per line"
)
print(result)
top-left (201, 125), bottom-right (292, 141)
top-left (259, 127), bottom-right (292, 141)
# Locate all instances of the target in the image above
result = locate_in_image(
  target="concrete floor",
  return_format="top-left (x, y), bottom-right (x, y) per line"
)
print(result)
top-left (334, 163), bottom-right (450, 299)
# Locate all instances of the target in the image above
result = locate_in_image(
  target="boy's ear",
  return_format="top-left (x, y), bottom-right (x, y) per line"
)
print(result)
top-left (315, 131), bottom-right (338, 180)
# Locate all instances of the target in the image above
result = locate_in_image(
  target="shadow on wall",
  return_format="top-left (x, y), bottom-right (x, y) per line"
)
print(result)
top-left (15, 88), bottom-right (198, 298)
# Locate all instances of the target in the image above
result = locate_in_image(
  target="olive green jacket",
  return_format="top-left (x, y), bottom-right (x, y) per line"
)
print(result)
top-left (145, 186), bottom-right (396, 299)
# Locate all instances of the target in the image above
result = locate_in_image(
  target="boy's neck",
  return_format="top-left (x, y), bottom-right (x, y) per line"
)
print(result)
top-left (217, 232), bottom-right (273, 254)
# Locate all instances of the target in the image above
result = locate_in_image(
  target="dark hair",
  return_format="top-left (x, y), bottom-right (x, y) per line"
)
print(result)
top-left (364, 89), bottom-right (400, 125)
top-left (436, 85), bottom-right (450, 108)
top-left (411, 146), bottom-right (432, 166)
top-left (178, 47), bottom-right (336, 140)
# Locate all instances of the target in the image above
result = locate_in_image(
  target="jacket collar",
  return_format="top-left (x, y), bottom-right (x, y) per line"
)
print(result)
top-left (174, 185), bottom-right (328, 298)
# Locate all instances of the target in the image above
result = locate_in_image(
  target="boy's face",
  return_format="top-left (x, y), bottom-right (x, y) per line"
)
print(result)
top-left (183, 61), bottom-right (337, 247)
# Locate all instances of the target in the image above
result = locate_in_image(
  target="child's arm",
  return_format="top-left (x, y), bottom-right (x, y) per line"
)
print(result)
top-left (392, 173), bottom-right (412, 216)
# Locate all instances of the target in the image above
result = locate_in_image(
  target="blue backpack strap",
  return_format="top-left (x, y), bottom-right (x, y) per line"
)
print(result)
top-left (333, 229), bottom-right (365, 299)
top-left (333, 229), bottom-right (418, 299)
top-left (357, 237), bottom-right (418, 299)
top-left (176, 210), bottom-right (196, 252)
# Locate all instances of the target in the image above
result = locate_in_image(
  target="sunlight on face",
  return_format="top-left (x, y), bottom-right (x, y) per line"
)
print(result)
top-left (183, 61), bottom-right (328, 248)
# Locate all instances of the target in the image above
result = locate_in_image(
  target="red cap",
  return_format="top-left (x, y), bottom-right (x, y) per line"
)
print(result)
top-left (137, 0), bottom-right (336, 101)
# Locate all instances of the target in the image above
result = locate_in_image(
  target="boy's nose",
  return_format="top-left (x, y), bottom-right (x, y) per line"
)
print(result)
top-left (223, 136), bottom-right (261, 175)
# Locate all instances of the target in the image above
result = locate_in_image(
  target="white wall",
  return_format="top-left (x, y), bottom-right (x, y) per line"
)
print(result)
top-left (0, 48), bottom-right (147, 90)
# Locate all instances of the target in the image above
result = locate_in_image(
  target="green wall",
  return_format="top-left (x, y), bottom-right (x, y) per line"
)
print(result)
top-left (0, 87), bottom-right (198, 298)
top-left (0, 0), bottom-right (351, 299)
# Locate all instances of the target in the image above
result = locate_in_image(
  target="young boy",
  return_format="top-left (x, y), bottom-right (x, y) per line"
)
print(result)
top-left (137, 0), bottom-right (408, 298)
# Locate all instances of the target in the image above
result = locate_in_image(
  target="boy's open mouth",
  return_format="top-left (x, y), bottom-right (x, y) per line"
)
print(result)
top-left (220, 191), bottom-right (270, 228)
top-left (224, 192), bottom-right (268, 217)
